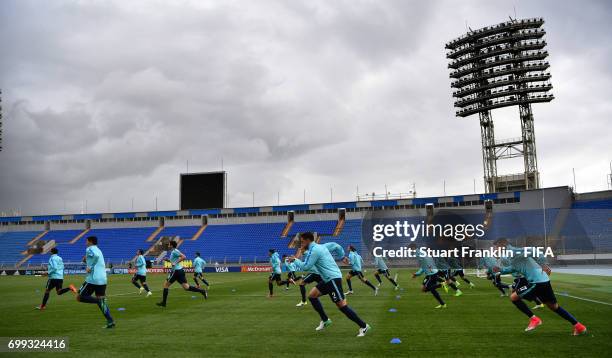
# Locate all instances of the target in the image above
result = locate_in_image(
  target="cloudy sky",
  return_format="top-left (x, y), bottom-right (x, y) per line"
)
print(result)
top-left (0, 0), bottom-right (610, 216)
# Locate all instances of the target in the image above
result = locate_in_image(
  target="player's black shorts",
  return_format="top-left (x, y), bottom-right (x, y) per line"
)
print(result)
top-left (423, 274), bottom-right (439, 291)
top-left (287, 271), bottom-right (297, 280)
top-left (168, 269), bottom-right (187, 284)
top-left (46, 279), bottom-right (63, 291)
top-left (452, 269), bottom-right (464, 277)
top-left (269, 273), bottom-right (281, 281)
top-left (79, 281), bottom-right (107, 296)
top-left (316, 278), bottom-right (345, 303)
top-left (437, 270), bottom-right (450, 280)
top-left (377, 269), bottom-right (390, 276)
top-left (194, 272), bottom-right (204, 279)
top-left (302, 273), bottom-right (322, 284)
top-left (348, 270), bottom-right (364, 279)
top-left (492, 273), bottom-right (503, 286)
top-left (517, 280), bottom-right (556, 303)
top-left (132, 274), bottom-right (146, 282)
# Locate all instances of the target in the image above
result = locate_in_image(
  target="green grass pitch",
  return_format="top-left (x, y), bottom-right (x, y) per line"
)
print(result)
top-left (1, 270), bottom-right (611, 357)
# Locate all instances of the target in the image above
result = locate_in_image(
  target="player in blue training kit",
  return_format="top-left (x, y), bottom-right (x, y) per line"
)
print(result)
top-left (373, 256), bottom-right (399, 290)
top-left (282, 254), bottom-right (301, 290)
top-left (294, 241), bottom-right (345, 307)
top-left (36, 247), bottom-right (77, 310)
top-left (131, 249), bottom-right (152, 297)
top-left (480, 256), bottom-right (510, 296)
top-left (435, 257), bottom-right (462, 297)
top-left (492, 239), bottom-right (587, 335)
top-left (291, 232), bottom-right (371, 337)
top-left (409, 244), bottom-right (446, 308)
top-left (448, 257), bottom-right (475, 288)
top-left (76, 236), bottom-right (115, 328)
top-left (157, 241), bottom-right (207, 307)
top-left (268, 249), bottom-right (292, 297)
top-left (193, 252), bottom-right (210, 288)
top-left (344, 246), bottom-right (378, 296)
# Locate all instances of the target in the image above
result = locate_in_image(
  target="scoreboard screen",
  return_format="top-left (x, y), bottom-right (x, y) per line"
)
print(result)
top-left (180, 171), bottom-right (226, 210)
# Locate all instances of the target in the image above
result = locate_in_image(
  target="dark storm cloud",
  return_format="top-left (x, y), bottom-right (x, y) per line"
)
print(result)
top-left (0, 0), bottom-right (610, 215)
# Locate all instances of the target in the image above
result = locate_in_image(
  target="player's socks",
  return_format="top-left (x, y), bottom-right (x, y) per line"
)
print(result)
top-left (388, 277), bottom-right (398, 287)
top-left (463, 277), bottom-right (472, 285)
top-left (142, 283), bottom-right (150, 292)
top-left (132, 281), bottom-right (141, 289)
top-left (497, 286), bottom-right (507, 295)
top-left (97, 297), bottom-right (113, 323)
top-left (202, 279), bottom-right (209, 287)
top-left (300, 285), bottom-right (306, 303)
top-left (554, 306), bottom-right (578, 325)
top-left (308, 297), bottom-right (329, 322)
top-left (42, 292), bottom-right (50, 306)
top-left (431, 289), bottom-right (445, 305)
top-left (187, 285), bottom-right (207, 298)
top-left (364, 280), bottom-right (376, 291)
top-left (375, 275), bottom-right (382, 284)
top-left (162, 288), bottom-right (169, 305)
top-left (339, 305), bottom-right (367, 328)
top-left (57, 288), bottom-right (70, 295)
top-left (449, 282), bottom-right (458, 291)
top-left (268, 282), bottom-right (273, 296)
top-left (512, 299), bottom-right (534, 318)
top-left (346, 279), bottom-right (353, 291)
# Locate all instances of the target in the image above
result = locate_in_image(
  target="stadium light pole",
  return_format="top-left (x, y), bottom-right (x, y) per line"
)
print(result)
top-left (446, 18), bottom-right (553, 193)
top-left (572, 168), bottom-right (577, 192)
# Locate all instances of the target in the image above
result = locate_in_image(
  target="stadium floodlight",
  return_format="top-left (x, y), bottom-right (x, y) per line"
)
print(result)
top-left (445, 18), bottom-right (553, 193)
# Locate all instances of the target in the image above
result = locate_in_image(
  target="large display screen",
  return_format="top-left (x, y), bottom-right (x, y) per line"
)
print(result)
top-left (180, 172), bottom-right (225, 210)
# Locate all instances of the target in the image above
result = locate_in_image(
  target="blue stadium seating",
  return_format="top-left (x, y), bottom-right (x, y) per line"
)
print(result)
top-left (288, 220), bottom-right (337, 236)
top-left (0, 231), bottom-right (40, 265)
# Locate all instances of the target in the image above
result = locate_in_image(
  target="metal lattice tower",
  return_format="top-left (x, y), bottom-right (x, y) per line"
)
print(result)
top-left (445, 18), bottom-right (553, 192)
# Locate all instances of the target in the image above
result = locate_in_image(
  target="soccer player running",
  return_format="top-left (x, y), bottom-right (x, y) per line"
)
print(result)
top-left (282, 254), bottom-right (300, 290)
top-left (448, 257), bottom-right (475, 288)
top-left (344, 245), bottom-right (378, 296)
top-left (373, 256), bottom-right (399, 290)
top-left (291, 232), bottom-right (371, 336)
top-left (480, 256), bottom-right (510, 296)
top-left (76, 236), bottom-right (115, 328)
top-left (36, 247), bottom-right (77, 310)
top-left (294, 241), bottom-right (345, 307)
top-left (156, 241), bottom-right (207, 307)
top-left (193, 252), bottom-right (210, 289)
top-left (131, 249), bottom-right (152, 297)
top-left (492, 238), bottom-right (587, 335)
top-left (410, 244), bottom-right (447, 308)
top-left (435, 257), bottom-right (463, 297)
top-left (267, 249), bottom-right (292, 297)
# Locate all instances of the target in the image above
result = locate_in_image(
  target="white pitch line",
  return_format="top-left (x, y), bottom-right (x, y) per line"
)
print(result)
top-left (557, 292), bottom-right (612, 306)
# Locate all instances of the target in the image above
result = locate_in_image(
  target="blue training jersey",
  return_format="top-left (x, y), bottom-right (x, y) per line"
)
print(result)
top-left (414, 252), bottom-right (438, 276)
top-left (348, 251), bottom-right (362, 271)
top-left (499, 245), bottom-right (549, 284)
top-left (270, 252), bottom-right (282, 274)
top-left (322, 242), bottom-right (345, 259)
top-left (135, 255), bottom-right (147, 276)
top-left (294, 242), bottom-right (342, 282)
top-left (284, 258), bottom-right (296, 272)
top-left (85, 245), bottom-right (107, 285)
top-left (193, 256), bottom-right (206, 273)
top-left (374, 256), bottom-right (388, 271)
top-left (48, 254), bottom-right (64, 280)
top-left (169, 249), bottom-right (184, 270)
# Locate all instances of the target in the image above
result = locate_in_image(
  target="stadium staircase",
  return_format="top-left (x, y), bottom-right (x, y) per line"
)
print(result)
top-left (191, 224), bottom-right (208, 240)
top-left (281, 220), bottom-right (294, 237)
top-left (27, 230), bottom-right (48, 246)
top-left (333, 217), bottom-right (345, 236)
top-left (147, 226), bottom-right (164, 242)
top-left (70, 228), bottom-right (90, 244)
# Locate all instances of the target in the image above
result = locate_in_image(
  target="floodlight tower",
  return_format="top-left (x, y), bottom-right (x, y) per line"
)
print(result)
top-left (445, 18), bottom-right (553, 193)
